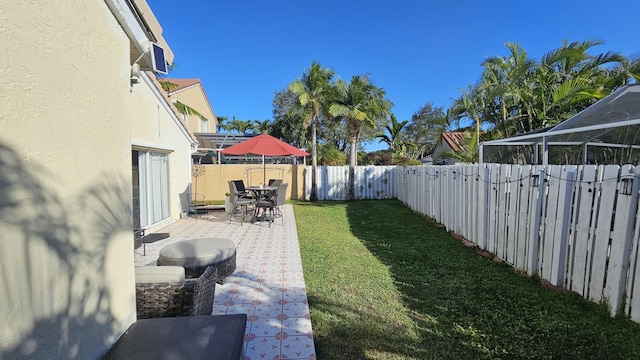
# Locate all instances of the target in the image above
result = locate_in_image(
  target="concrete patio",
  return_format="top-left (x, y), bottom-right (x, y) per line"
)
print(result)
top-left (134, 205), bottom-right (316, 359)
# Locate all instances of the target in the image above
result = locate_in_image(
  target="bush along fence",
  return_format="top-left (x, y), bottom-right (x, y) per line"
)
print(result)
top-left (304, 166), bottom-right (397, 200)
top-left (397, 164), bottom-right (640, 323)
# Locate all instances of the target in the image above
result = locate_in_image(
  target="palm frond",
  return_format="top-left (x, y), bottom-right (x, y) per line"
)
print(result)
top-left (173, 100), bottom-right (204, 118)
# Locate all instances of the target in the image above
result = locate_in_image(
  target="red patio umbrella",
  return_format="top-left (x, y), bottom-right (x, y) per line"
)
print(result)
top-left (219, 133), bottom-right (309, 183)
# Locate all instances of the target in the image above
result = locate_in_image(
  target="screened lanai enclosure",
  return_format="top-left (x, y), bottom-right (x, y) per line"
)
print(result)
top-left (480, 84), bottom-right (640, 165)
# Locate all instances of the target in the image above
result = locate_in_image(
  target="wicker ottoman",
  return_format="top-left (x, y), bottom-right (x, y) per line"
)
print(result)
top-left (157, 238), bottom-right (236, 281)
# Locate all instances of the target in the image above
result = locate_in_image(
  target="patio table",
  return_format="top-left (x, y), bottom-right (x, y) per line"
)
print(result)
top-left (247, 185), bottom-right (277, 222)
top-left (246, 185), bottom-right (277, 198)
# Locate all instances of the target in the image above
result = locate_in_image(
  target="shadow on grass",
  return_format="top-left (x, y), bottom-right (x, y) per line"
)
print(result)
top-left (298, 199), bottom-right (640, 359)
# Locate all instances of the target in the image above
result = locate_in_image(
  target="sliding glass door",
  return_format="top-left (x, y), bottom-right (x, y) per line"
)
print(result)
top-left (136, 150), bottom-right (170, 228)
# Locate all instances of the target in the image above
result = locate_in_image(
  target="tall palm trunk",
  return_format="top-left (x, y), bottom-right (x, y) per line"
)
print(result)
top-left (475, 115), bottom-right (481, 148)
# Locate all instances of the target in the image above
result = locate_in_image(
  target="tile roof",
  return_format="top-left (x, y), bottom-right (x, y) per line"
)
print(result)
top-left (441, 132), bottom-right (468, 152)
top-left (160, 78), bottom-right (201, 93)
top-left (159, 77), bottom-right (218, 124)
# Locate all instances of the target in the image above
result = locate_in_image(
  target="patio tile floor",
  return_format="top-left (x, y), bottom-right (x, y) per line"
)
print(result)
top-left (134, 205), bottom-right (316, 360)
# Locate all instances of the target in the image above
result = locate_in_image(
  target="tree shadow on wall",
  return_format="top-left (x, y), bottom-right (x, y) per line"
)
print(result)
top-left (0, 143), bottom-right (133, 359)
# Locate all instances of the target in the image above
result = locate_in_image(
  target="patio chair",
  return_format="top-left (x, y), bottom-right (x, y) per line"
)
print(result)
top-left (135, 265), bottom-right (217, 319)
top-left (188, 192), bottom-right (208, 220)
top-left (255, 182), bottom-right (287, 227)
top-left (268, 178), bottom-right (282, 187)
top-left (228, 180), bottom-right (254, 225)
top-left (231, 179), bottom-right (253, 199)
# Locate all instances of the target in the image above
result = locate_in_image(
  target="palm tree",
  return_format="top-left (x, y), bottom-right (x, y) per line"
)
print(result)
top-left (452, 85), bottom-right (485, 149)
top-left (271, 88), bottom-right (310, 149)
top-left (329, 75), bottom-right (390, 200)
top-left (607, 53), bottom-right (640, 87)
top-left (476, 40), bottom-right (627, 135)
top-left (253, 120), bottom-right (272, 134)
top-left (216, 115), bottom-right (230, 132)
top-left (228, 117), bottom-right (255, 133)
top-left (440, 131), bottom-right (479, 163)
top-left (377, 113), bottom-right (408, 157)
top-left (289, 61), bottom-right (335, 201)
top-left (317, 144), bottom-right (346, 165)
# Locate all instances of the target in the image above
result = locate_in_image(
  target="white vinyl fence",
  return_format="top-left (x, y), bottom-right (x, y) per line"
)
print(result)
top-left (304, 166), bottom-right (397, 200)
top-left (397, 164), bottom-right (640, 322)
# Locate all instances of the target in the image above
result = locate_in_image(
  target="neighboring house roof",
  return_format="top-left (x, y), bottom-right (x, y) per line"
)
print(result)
top-left (441, 132), bottom-right (468, 152)
top-left (162, 78), bottom-right (201, 92)
top-left (161, 78), bottom-right (218, 126)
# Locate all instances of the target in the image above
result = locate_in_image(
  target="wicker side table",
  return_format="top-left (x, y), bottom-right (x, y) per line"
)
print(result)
top-left (157, 238), bottom-right (237, 282)
top-left (135, 265), bottom-right (217, 319)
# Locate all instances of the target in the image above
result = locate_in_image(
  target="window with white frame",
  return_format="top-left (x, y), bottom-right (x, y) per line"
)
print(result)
top-left (199, 117), bottom-right (209, 132)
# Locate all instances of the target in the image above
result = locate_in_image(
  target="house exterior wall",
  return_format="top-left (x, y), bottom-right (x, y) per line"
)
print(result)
top-left (169, 85), bottom-right (217, 134)
top-left (431, 142), bottom-right (458, 165)
top-left (0, 1), bottom-right (150, 358)
top-left (130, 74), bottom-right (195, 229)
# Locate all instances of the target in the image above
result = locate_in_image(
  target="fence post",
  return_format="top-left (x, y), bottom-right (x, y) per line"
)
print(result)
top-left (527, 169), bottom-right (545, 276)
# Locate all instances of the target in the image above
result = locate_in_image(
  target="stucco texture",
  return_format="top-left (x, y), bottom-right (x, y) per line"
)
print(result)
top-left (0, 1), bottom-right (136, 359)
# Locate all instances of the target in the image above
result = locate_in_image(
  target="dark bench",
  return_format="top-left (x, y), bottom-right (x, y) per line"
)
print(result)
top-left (103, 314), bottom-right (247, 360)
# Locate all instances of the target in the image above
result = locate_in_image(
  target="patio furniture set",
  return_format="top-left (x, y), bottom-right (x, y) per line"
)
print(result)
top-left (104, 237), bottom-right (243, 359)
top-left (228, 179), bottom-right (288, 227)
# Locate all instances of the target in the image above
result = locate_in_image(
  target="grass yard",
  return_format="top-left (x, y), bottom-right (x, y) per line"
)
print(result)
top-left (294, 199), bottom-right (640, 359)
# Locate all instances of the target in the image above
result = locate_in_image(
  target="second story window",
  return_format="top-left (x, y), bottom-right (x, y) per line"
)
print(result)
top-left (199, 118), bottom-right (209, 132)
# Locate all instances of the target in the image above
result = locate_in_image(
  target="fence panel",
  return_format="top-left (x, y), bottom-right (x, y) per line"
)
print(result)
top-left (514, 165), bottom-right (533, 270)
top-left (568, 165), bottom-right (598, 296)
top-left (551, 166), bottom-right (576, 287)
top-left (627, 192), bottom-right (640, 322)
top-left (305, 166), bottom-right (397, 200)
top-left (539, 166), bottom-right (560, 279)
top-left (495, 165), bottom-right (510, 261)
top-left (505, 165), bottom-right (518, 265)
top-left (308, 163), bottom-right (640, 322)
top-left (478, 165), bottom-right (489, 249)
top-left (604, 165), bottom-right (640, 313)
top-left (527, 167), bottom-right (545, 276)
top-left (588, 165), bottom-right (620, 302)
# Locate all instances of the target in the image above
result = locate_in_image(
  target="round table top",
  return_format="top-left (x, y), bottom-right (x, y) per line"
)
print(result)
top-left (158, 238), bottom-right (235, 268)
top-left (247, 185), bottom-right (277, 191)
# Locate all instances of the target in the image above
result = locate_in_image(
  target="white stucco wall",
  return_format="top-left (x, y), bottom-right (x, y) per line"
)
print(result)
top-left (431, 142), bottom-right (458, 165)
top-left (130, 74), bottom-right (195, 227)
top-left (0, 1), bottom-right (137, 359)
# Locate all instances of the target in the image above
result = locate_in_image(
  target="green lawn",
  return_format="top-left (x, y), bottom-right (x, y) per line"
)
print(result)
top-left (294, 199), bottom-right (640, 359)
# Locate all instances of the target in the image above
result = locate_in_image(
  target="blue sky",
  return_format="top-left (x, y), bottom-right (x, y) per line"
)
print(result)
top-left (147, 0), bottom-right (639, 151)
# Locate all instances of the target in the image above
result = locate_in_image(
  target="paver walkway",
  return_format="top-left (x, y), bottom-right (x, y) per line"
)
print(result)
top-left (135, 205), bottom-right (316, 359)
